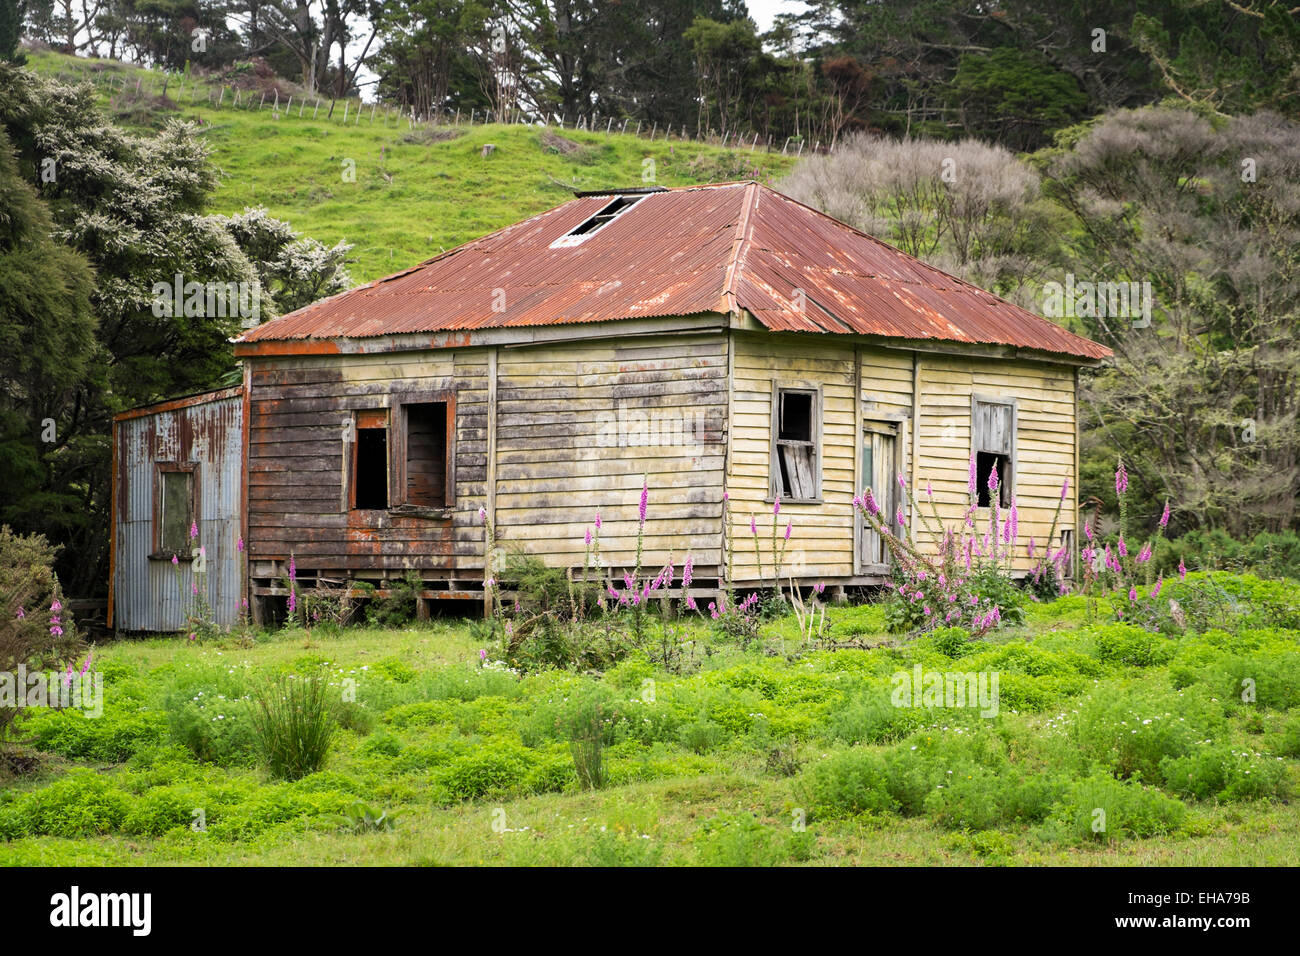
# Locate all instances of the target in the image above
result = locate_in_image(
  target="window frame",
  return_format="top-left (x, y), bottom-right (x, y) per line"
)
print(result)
top-left (858, 417), bottom-right (904, 573)
top-left (348, 408), bottom-right (390, 512)
top-left (150, 461), bottom-right (198, 561)
top-left (391, 391), bottom-right (456, 511)
top-left (345, 391), bottom-right (457, 516)
top-left (769, 382), bottom-right (823, 504)
top-left (970, 393), bottom-right (1017, 508)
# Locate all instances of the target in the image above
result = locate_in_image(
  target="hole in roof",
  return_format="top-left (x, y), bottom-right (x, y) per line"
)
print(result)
top-left (550, 195), bottom-right (646, 248)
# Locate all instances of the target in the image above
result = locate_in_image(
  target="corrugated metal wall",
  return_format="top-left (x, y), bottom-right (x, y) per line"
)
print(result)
top-left (113, 394), bottom-right (244, 631)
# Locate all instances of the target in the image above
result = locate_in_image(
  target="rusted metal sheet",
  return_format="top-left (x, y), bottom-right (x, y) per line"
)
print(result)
top-left (235, 182), bottom-right (1110, 361)
top-left (111, 390), bottom-right (244, 632)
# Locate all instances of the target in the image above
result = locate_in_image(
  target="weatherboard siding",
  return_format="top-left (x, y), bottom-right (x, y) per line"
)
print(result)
top-left (725, 331), bottom-right (858, 582)
top-left (913, 355), bottom-right (1077, 574)
top-left (245, 348), bottom-right (489, 576)
top-left (493, 333), bottom-right (728, 573)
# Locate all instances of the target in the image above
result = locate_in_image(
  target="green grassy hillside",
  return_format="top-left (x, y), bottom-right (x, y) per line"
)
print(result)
top-left (26, 50), bottom-right (796, 283)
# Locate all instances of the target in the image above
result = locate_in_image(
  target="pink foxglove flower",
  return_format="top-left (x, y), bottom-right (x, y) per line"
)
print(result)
top-left (236, 536), bottom-right (244, 552)
top-left (15, 607), bottom-right (23, 619)
top-left (190, 521), bottom-right (198, 539)
top-left (987, 466), bottom-right (999, 492)
top-left (1115, 460), bottom-right (1128, 495)
top-left (750, 516), bottom-right (758, 536)
top-left (1061, 478), bottom-right (1069, 501)
top-left (584, 528), bottom-right (592, 545)
top-left (594, 512), bottom-right (602, 530)
top-left (638, 480), bottom-right (648, 524)
top-left (1159, 501), bottom-right (1170, 529)
top-left (1128, 586), bottom-right (1137, 602)
top-left (773, 499), bottom-right (780, 515)
top-left (863, 489), bottom-right (879, 516)
top-left (1178, 558), bottom-right (1187, 580)
top-left (968, 454), bottom-right (977, 493)
top-left (784, 521), bottom-right (792, 541)
top-left (1152, 575), bottom-right (1163, 598)
top-left (172, 554), bottom-right (179, 566)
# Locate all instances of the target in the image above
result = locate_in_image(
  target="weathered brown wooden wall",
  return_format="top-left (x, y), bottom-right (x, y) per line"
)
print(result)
top-left (245, 348), bottom-right (489, 580)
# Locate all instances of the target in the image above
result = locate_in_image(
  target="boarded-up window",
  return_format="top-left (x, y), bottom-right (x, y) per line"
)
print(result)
top-left (972, 396), bottom-right (1015, 508)
top-left (158, 468), bottom-right (194, 554)
top-left (860, 421), bottom-right (900, 567)
top-left (404, 402), bottom-right (449, 507)
top-left (772, 387), bottom-right (820, 501)
top-left (353, 410), bottom-right (389, 510)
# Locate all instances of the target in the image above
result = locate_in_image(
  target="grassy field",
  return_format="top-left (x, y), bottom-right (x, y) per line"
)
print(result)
top-left (2, 571), bottom-right (1298, 867)
top-left (24, 50), bottom-right (796, 283)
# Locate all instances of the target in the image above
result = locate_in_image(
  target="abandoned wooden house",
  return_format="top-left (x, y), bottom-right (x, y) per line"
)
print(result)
top-left (110, 181), bottom-right (1111, 630)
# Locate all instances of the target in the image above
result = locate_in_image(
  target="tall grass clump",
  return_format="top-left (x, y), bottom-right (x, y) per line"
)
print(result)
top-left (249, 671), bottom-right (336, 781)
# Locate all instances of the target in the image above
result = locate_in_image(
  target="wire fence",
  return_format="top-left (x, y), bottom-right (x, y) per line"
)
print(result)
top-left (50, 63), bottom-right (833, 157)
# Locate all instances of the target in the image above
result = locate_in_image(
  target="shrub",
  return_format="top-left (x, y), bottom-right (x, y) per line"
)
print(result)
top-left (10, 769), bottom-right (129, 836)
top-left (1067, 687), bottom-right (1222, 782)
top-left (1090, 623), bottom-right (1176, 667)
top-left (1275, 715), bottom-right (1300, 757)
top-left (829, 687), bottom-right (926, 744)
top-left (363, 570), bottom-right (423, 627)
top-left (1159, 747), bottom-right (1292, 802)
top-left (25, 707), bottom-right (167, 762)
top-left (924, 767), bottom-right (1068, 831)
top-left (165, 692), bottom-right (257, 765)
top-left (695, 812), bottom-right (803, 866)
top-left (799, 748), bottom-right (896, 817)
top-left (436, 740), bottom-right (538, 801)
top-left (248, 672), bottom-right (336, 781)
top-left (1043, 774), bottom-right (1188, 843)
top-left (0, 526), bottom-right (81, 748)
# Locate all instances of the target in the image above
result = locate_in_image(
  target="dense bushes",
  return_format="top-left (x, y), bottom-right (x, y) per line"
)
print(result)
top-left (1155, 529), bottom-right (1300, 582)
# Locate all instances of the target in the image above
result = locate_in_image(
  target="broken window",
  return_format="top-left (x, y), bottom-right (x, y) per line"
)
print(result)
top-left (972, 397), bottom-right (1015, 508)
top-left (352, 410), bottom-right (389, 510)
top-left (772, 387), bottom-right (820, 501)
top-left (860, 421), bottom-right (900, 567)
top-left (551, 195), bottom-right (646, 247)
top-left (403, 401), bottom-right (449, 507)
top-left (156, 465), bottom-right (195, 555)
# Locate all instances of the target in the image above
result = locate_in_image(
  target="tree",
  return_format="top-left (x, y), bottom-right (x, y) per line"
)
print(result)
top-left (0, 123), bottom-right (97, 540)
top-left (0, 65), bottom-right (353, 594)
top-left (780, 132), bottom-right (1059, 305)
top-left (1043, 105), bottom-right (1300, 534)
top-left (1, 0), bottom-right (24, 62)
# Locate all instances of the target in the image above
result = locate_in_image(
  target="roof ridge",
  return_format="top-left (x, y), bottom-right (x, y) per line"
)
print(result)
top-left (720, 182), bottom-right (760, 314)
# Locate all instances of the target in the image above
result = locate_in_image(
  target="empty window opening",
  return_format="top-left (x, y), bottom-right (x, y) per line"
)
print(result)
top-left (972, 397), bottom-right (1015, 508)
top-left (405, 402), bottom-right (449, 507)
top-left (159, 470), bottom-right (193, 554)
top-left (354, 426), bottom-right (389, 510)
top-left (552, 196), bottom-right (645, 246)
top-left (773, 388), bottom-right (819, 500)
top-left (975, 452), bottom-right (1010, 508)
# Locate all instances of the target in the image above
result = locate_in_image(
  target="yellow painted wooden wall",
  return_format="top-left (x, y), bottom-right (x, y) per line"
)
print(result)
top-left (726, 332), bottom-right (858, 581)
top-left (914, 356), bottom-right (1076, 574)
top-left (723, 331), bottom-right (1077, 582)
top-left (493, 333), bottom-right (728, 572)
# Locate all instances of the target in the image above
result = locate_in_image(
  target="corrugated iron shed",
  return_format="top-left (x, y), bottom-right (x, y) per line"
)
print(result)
top-left (109, 387), bottom-right (245, 632)
top-left (236, 181), bottom-right (1110, 361)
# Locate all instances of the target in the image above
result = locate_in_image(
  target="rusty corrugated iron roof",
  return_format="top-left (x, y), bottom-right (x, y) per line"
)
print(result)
top-left (236, 182), bottom-right (1111, 361)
